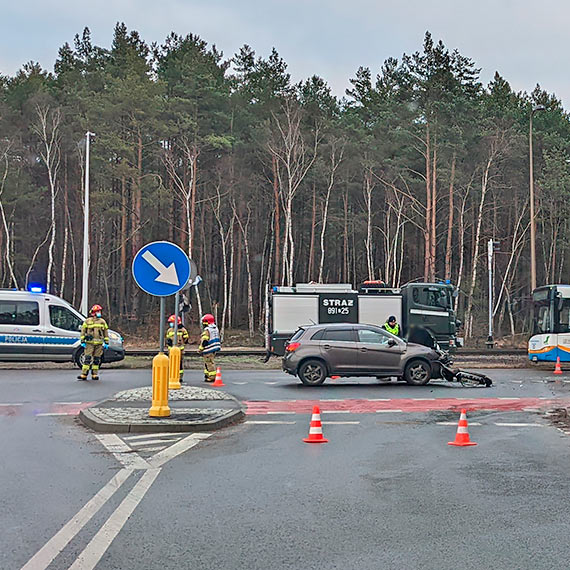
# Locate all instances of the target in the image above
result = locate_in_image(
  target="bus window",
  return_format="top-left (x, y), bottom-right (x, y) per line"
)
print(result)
top-left (557, 299), bottom-right (570, 333)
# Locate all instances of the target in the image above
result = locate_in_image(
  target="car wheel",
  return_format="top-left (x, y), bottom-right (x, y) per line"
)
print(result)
top-left (74, 348), bottom-right (85, 369)
top-left (404, 359), bottom-right (431, 386)
top-left (298, 359), bottom-right (327, 386)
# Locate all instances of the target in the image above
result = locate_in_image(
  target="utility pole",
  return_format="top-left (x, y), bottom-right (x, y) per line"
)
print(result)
top-left (80, 131), bottom-right (94, 315)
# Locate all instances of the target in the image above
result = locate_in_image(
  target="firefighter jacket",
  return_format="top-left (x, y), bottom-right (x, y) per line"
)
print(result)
top-left (200, 324), bottom-right (221, 354)
top-left (81, 317), bottom-right (109, 345)
top-left (382, 321), bottom-right (400, 336)
top-left (166, 327), bottom-right (189, 347)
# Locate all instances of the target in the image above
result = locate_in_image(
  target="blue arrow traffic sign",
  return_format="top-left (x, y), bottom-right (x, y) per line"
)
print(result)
top-left (132, 241), bottom-right (191, 296)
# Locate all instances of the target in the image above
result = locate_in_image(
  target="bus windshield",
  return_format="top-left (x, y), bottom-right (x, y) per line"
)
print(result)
top-left (532, 286), bottom-right (570, 334)
top-left (534, 300), bottom-right (552, 334)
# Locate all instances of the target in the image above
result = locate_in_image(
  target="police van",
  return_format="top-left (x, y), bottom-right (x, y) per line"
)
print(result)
top-left (0, 289), bottom-right (125, 366)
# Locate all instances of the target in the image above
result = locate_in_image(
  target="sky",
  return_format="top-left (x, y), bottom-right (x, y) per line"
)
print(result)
top-left (1, 0), bottom-right (568, 108)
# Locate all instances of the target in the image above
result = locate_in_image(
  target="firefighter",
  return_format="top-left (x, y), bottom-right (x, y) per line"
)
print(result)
top-left (198, 313), bottom-right (221, 382)
top-left (382, 315), bottom-right (400, 337)
top-left (165, 314), bottom-right (189, 382)
top-left (77, 304), bottom-right (109, 381)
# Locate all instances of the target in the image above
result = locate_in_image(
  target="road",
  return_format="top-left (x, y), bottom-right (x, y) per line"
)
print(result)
top-left (3, 366), bottom-right (570, 569)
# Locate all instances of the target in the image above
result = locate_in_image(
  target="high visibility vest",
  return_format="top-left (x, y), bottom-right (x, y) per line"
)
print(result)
top-left (383, 322), bottom-right (400, 336)
top-left (202, 324), bottom-right (221, 354)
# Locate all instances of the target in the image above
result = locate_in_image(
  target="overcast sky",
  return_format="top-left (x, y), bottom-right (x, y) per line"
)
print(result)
top-left (1, 0), bottom-right (568, 108)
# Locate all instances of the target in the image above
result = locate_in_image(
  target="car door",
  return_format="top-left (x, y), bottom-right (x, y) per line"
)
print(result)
top-left (356, 327), bottom-right (404, 374)
top-left (319, 328), bottom-right (358, 373)
top-left (0, 298), bottom-right (45, 360)
top-left (44, 303), bottom-right (84, 360)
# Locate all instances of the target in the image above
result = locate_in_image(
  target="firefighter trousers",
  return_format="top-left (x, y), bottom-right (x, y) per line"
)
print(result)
top-left (81, 343), bottom-right (103, 378)
top-left (202, 353), bottom-right (216, 381)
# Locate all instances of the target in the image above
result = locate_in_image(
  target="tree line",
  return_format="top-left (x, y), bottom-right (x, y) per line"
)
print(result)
top-left (1, 25), bottom-right (569, 342)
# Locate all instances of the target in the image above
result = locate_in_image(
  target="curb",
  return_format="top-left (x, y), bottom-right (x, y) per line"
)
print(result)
top-left (78, 392), bottom-right (246, 434)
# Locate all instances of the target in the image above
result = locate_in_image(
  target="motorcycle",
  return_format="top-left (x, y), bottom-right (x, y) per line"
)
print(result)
top-left (434, 350), bottom-right (493, 387)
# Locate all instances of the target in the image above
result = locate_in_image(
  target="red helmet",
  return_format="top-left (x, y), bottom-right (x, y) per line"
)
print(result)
top-left (168, 314), bottom-right (182, 324)
top-left (201, 313), bottom-right (215, 325)
top-left (90, 304), bottom-right (103, 315)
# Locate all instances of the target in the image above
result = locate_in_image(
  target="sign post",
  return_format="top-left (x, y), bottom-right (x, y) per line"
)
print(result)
top-left (132, 241), bottom-right (191, 417)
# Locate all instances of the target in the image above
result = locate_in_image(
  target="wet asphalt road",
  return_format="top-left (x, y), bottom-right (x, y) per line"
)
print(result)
top-left (3, 367), bottom-right (570, 569)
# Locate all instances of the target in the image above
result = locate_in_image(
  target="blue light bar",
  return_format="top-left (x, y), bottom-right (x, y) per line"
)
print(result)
top-left (28, 284), bottom-right (45, 293)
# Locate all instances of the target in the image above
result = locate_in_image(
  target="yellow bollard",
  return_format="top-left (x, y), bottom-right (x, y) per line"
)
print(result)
top-left (149, 352), bottom-right (171, 417)
top-left (168, 346), bottom-right (182, 390)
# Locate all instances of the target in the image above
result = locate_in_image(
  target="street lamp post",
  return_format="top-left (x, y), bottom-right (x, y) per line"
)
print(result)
top-left (80, 131), bottom-right (95, 316)
top-left (529, 104), bottom-right (545, 294)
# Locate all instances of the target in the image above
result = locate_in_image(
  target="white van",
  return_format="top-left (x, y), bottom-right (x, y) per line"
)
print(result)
top-left (0, 290), bottom-right (125, 366)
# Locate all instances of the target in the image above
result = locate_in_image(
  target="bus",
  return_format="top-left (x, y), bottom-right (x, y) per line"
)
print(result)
top-left (528, 284), bottom-right (570, 362)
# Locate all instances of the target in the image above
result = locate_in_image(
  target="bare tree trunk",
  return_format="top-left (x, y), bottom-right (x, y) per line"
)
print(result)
top-left (0, 146), bottom-right (18, 288)
top-left (424, 125), bottom-right (431, 281)
top-left (445, 152), bottom-right (456, 280)
top-left (364, 170), bottom-right (375, 280)
top-left (343, 186), bottom-right (349, 283)
top-left (430, 142), bottom-right (437, 281)
top-left (268, 98), bottom-right (319, 286)
top-left (120, 175), bottom-right (127, 315)
top-left (307, 183), bottom-right (316, 280)
top-left (272, 155), bottom-right (281, 284)
top-left (236, 207), bottom-right (255, 337)
top-left (34, 105), bottom-right (61, 293)
top-left (228, 215), bottom-right (236, 328)
top-left (455, 188), bottom-right (470, 314)
top-left (318, 143), bottom-right (344, 282)
top-left (465, 153), bottom-right (495, 338)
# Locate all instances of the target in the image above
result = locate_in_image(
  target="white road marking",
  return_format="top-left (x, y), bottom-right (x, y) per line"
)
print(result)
top-left (375, 409), bottom-right (403, 413)
top-left (245, 420), bottom-right (296, 425)
top-left (267, 411), bottom-right (296, 415)
top-left (523, 408), bottom-right (540, 412)
top-left (131, 445), bottom-right (168, 452)
top-left (498, 397), bottom-right (519, 400)
top-left (69, 469), bottom-right (161, 570)
top-left (414, 398), bottom-right (436, 401)
top-left (35, 412), bottom-right (69, 417)
top-left (437, 421), bottom-right (482, 426)
top-left (126, 438), bottom-right (180, 446)
top-left (54, 401), bottom-right (83, 405)
top-left (321, 410), bottom-right (351, 414)
top-left (21, 469), bottom-right (132, 570)
top-left (0, 403), bottom-right (23, 406)
top-left (122, 433), bottom-right (182, 441)
top-left (148, 433), bottom-right (211, 468)
top-left (232, 382), bottom-right (248, 385)
top-left (322, 421), bottom-right (360, 425)
top-left (320, 399), bottom-right (341, 402)
top-left (494, 423), bottom-right (544, 427)
top-left (368, 398), bottom-right (391, 401)
top-left (95, 434), bottom-right (151, 470)
top-left (264, 382), bottom-right (279, 385)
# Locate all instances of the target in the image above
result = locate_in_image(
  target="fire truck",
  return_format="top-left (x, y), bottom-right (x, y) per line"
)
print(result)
top-left (266, 281), bottom-right (461, 356)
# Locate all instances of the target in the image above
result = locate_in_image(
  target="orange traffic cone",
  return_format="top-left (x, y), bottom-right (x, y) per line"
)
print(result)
top-left (303, 405), bottom-right (328, 443)
top-left (554, 357), bottom-right (563, 375)
top-left (448, 409), bottom-right (477, 447)
top-left (212, 367), bottom-right (225, 387)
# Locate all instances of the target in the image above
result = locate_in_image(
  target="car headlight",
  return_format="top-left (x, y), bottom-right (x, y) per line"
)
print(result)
top-left (108, 331), bottom-right (122, 343)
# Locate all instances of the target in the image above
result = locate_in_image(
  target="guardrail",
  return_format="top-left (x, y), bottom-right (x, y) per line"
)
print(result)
top-left (125, 347), bottom-right (527, 358)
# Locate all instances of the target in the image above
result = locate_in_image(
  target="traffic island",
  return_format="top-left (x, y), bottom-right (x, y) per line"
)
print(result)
top-left (79, 385), bottom-right (245, 434)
